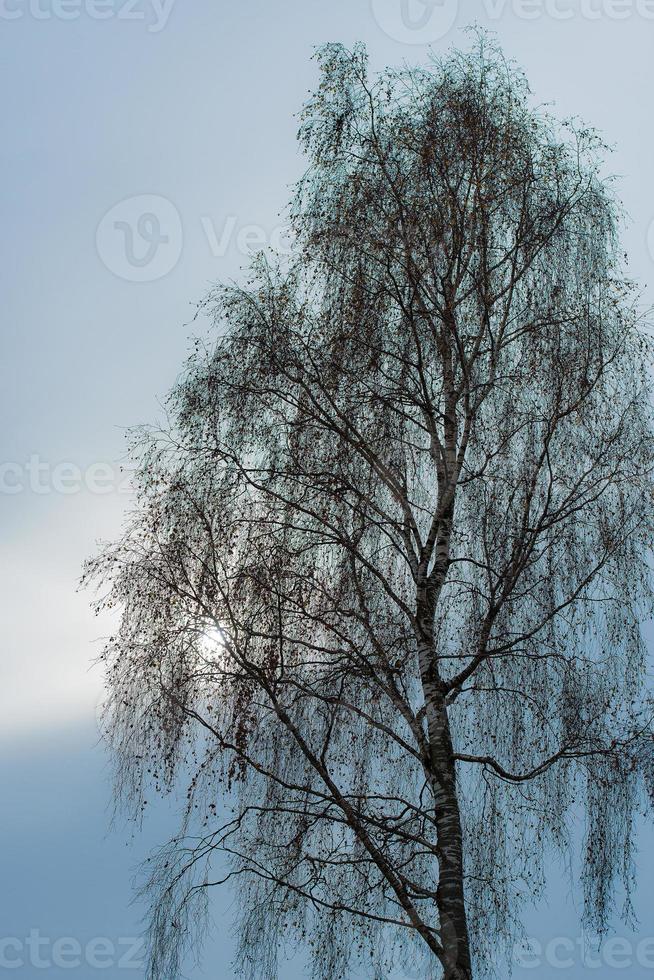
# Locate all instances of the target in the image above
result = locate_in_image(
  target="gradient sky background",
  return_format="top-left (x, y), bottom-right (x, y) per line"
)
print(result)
top-left (2, 1), bottom-right (654, 976)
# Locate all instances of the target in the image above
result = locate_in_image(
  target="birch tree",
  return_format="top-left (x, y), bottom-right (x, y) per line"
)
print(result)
top-left (85, 36), bottom-right (654, 980)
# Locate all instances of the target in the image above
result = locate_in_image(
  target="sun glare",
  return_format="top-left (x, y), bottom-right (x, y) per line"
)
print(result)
top-left (199, 625), bottom-right (227, 658)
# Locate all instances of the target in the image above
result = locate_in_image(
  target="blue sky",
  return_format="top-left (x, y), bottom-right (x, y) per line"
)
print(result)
top-left (2, 0), bottom-right (654, 976)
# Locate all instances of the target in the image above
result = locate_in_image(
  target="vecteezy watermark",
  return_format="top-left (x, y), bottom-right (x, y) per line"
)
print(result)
top-left (0, 932), bottom-right (144, 970)
top-left (200, 214), bottom-right (294, 262)
top-left (96, 195), bottom-right (295, 282)
top-left (513, 933), bottom-right (654, 970)
top-left (371, 0), bottom-right (459, 44)
top-left (0, 0), bottom-right (175, 30)
top-left (0, 456), bottom-right (133, 495)
top-left (96, 194), bottom-right (183, 282)
top-left (371, 0), bottom-right (654, 44)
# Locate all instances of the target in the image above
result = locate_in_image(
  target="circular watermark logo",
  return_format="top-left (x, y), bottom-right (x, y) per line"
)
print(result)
top-left (371, 0), bottom-right (459, 43)
top-left (96, 194), bottom-right (183, 282)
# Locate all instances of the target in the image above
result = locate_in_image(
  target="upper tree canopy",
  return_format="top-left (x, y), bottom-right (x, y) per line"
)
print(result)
top-left (86, 35), bottom-right (654, 980)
